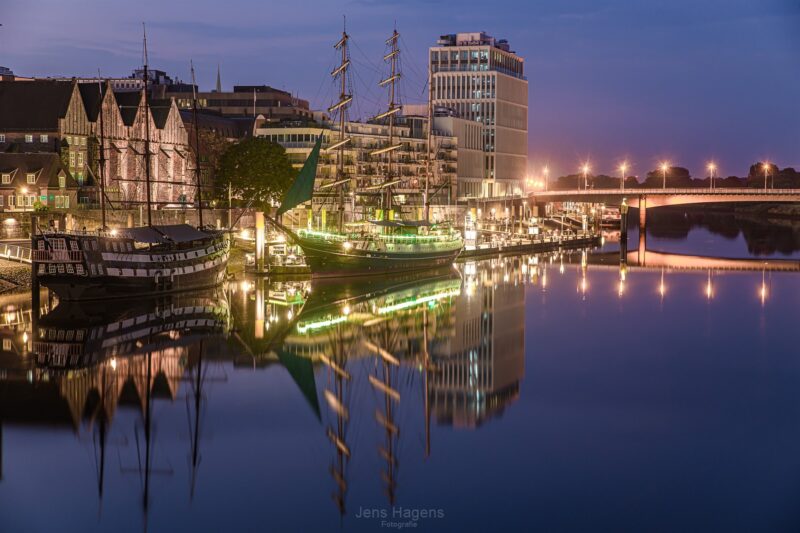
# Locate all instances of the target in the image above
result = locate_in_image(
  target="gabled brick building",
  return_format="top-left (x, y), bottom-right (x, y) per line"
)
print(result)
top-left (0, 79), bottom-right (193, 206)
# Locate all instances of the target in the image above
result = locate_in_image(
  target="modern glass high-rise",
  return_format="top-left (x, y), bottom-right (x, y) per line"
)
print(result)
top-left (430, 32), bottom-right (528, 198)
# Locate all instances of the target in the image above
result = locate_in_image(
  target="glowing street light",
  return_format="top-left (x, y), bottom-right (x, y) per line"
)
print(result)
top-left (619, 162), bottom-right (628, 191)
top-left (707, 162), bottom-right (717, 190)
top-left (582, 163), bottom-right (590, 190)
top-left (762, 162), bottom-right (770, 190)
top-left (660, 162), bottom-right (669, 189)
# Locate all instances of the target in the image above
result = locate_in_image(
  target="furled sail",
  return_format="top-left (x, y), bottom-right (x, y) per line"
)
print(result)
top-left (277, 134), bottom-right (323, 217)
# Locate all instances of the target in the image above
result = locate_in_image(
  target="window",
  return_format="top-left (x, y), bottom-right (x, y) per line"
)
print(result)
top-left (40, 134), bottom-right (48, 143)
top-left (2, 339), bottom-right (10, 351)
top-left (25, 135), bottom-right (33, 143)
top-left (7, 196), bottom-right (15, 207)
top-left (0, 135), bottom-right (5, 142)
top-left (26, 173), bottom-right (36, 184)
top-left (1, 173), bottom-right (9, 184)
top-left (69, 152), bottom-right (75, 168)
top-left (59, 176), bottom-right (65, 188)
top-left (77, 152), bottom-right (84, 167)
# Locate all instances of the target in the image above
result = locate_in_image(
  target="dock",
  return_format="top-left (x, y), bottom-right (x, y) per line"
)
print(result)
top-left (460, 232), bottom-right (601, 259)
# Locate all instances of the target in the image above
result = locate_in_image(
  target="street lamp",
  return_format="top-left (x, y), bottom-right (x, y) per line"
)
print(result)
top-left (582, 163), bottom-right (590, 190)
top-left (762, 162), bottom-right (770, 190)
top-left (707, 162), bottom-right (716, 190)
top-left (660, 162), bottom-right (669, 189)
top-left (619, 162), bottom-right (628, 191)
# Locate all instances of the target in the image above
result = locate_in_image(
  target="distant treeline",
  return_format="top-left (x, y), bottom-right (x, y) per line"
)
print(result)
top-left (551, 163), bottom-right (800, 189)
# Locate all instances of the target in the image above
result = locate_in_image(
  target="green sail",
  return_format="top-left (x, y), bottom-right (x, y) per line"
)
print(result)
top-left (277, 133), bottom-right (323, 217)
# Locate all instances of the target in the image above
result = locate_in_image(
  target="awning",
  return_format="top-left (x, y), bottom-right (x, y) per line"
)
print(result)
top-left (118, 224), bottom-right (211, 244)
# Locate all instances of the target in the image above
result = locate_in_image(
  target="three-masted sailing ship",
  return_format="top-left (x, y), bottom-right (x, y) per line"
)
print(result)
top-left (31, 29), bottom-right (230, 300)
top-left (270, 26), bottom-right (463, 277)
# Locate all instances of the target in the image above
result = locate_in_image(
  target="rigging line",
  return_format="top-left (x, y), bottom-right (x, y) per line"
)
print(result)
top-left (350, 36), bottom-right (384, 76)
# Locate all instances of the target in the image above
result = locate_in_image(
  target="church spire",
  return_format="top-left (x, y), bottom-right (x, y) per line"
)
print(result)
top-left (215, 64), bottom-right (222, 92)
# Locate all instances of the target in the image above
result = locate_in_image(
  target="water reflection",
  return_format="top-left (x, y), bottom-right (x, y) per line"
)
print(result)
top-left (2, 240), bottom-right (800, 530)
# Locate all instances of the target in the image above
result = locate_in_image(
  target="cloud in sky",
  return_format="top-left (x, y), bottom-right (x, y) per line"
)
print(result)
top-left (1, 0), bottom-right (798, 176)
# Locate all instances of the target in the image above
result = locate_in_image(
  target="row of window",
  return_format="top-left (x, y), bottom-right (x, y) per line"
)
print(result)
top-left (0, 134), bottom-right (87, 146)
top-left (2, 195), bottom-right (70, 208)
top-left (1, 174), bottom-right (67, 187)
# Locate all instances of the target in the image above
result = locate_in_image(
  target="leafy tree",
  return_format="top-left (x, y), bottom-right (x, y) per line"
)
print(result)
top-left (216, 138), bottom-right (296, 209)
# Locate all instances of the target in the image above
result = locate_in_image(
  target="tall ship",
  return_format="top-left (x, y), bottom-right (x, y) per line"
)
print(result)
top-left (32, 31), bottom-right (229, 301)
top-left (269, 25), bottom-right (463, 277)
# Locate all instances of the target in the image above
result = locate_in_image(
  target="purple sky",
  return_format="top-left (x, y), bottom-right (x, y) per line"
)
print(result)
top-left (2, 0), bottom-right (798, 179)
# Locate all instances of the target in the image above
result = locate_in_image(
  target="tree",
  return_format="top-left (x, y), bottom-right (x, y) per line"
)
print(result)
top-left (216, 138), bottom-right (296, 209)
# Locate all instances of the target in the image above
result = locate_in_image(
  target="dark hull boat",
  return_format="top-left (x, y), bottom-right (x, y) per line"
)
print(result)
top-left (294, 228), bottom-right (462, 278)
top-left (32, 224), bottom-right (230, 301)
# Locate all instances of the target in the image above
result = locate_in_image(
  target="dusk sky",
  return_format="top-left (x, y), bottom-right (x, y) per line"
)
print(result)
top-left (2, 0), bottom-right (798, 179)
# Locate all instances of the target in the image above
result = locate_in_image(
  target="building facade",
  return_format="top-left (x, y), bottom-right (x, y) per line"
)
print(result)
top-left (430, 32), bottom-right (528, 198)
top-left (0, 79), bottom-right (193, 206)
top-left (254, 112), bottom-right (476, 223)
top-left (0, 153), bottom-right (79, 212)
top-left (156, 84), bottom-right (312, 123)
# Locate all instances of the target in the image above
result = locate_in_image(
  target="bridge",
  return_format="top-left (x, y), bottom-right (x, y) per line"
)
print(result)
top-left (531, 188), bottom-right (800, 230)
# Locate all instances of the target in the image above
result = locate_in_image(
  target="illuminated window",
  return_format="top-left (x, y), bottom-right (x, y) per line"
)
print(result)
top-left (25, 135), bottom-right (33, 143)
top-left (1, 173), bottom-right (9, 184)
top-left (26, 173), bottom-right (36, 184)
top-left (0, 135), bottom-right (5, 142)
top-left (40, 134), bottom-right (48, 143)
top-left (59, 176), bottom-right (65, 188)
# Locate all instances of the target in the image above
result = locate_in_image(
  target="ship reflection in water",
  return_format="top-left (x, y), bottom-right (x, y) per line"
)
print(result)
top-left (2, 238), bottom-right (800, 531)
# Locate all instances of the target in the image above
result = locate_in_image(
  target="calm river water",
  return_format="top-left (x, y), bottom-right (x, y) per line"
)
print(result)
top-left (2, 210), bottom-right (800, 532)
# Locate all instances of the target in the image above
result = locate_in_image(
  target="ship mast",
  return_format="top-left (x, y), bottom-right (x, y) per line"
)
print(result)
top-left (424, 49), bottom-right (433, 223)
top-left (96, 74), bottom-right (108, 230)
top-left (328, 20), bottom-right (352, 232)
top-left (142, 24), bottom-right (153, 227)
top-left (372, 28), bottom-right (402, 220)
top-left (190, 61), bottom-right (204, 228)
top-left (323, 326), bottom-right (351, 515)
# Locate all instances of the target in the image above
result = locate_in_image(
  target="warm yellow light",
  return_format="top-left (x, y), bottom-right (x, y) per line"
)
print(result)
top-left (618, 280), bottom-right (625, 297)
top-left (620, 162), bottom-right (628, 174)
top-left (342, 304), bottom-right (351, 316)
top-left (660, 162), bottom-right (669, 172)
top-left (582, 163), bottom-right (590, 174)
top-left (109, 228), bottom-right (118, 237)
top-left (707, 162), bottom-right (716, 172)
top-left (343, 241), bottom-right (353, 251)
top-left (705, 281), bottom-right (713, 299)
top-left (543, 166), bottom-right (549, 176)
top-left (760, 283), bottom-right (767, 305)
top-left (21, 186), bottom-right (28, 194)
top-left (659, 282), bottom-right (666, 297)
top-left (762, 162), bottom-right (769, 171)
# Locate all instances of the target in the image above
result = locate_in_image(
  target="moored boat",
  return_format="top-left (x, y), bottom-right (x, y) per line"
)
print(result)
top-left (270, 25), bottom-right (463, 277)
top-left (32, 224), bottom-right (229, 300)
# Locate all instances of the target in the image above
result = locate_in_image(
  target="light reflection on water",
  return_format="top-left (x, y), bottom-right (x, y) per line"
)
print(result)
top-left (2, 217), bottom-right (800, 531)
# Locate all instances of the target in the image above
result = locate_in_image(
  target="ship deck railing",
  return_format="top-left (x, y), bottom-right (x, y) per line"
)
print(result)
top-left (298, 228), bottom-right (463, 246)
top-left (32, 250), bottom-right (84, 263)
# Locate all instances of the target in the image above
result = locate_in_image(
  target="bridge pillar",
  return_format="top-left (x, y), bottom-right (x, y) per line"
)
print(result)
top-left (638, 195), bottom-right (647, 230)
